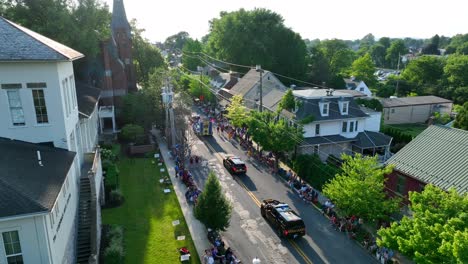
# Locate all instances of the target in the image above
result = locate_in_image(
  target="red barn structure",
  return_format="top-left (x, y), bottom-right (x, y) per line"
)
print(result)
top-left (385, 125), bottom-right (468, 203)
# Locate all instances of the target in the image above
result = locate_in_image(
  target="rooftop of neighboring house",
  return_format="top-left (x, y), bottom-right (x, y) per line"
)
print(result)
top-left (381, 95), bottom-right (452, 108)
top-left (301, 131), bottom-right (392, 149)
top-left (335, 89), bottom-right (368, 97)
top-left (0, 138), bottom-right (76, 218)
top-left (293, 88), bottom-right (352, 99)
top-left (0, 16), bottom-right (84, 61)
top-left (262, 89), bottom-right (285, 111)
top-left (76, 82), bottom-right (101, 119)
top-left (386, 125), bottom-right (468, 194)
top-left (343, 78), bottom-right (363, 89)
top-left (229, 68), bottom-right (261, 96)
top-left (293, 89), bottom-right (369, 121)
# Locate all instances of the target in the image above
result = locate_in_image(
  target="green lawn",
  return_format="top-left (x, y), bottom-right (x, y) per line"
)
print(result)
top-left (384, 123), bottom-right (428, 137)
top-left (102, 158), bottom-right (200, 264)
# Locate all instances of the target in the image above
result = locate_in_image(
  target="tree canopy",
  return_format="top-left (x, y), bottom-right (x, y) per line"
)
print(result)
top-left (182, 39), bottom-right (203, 71)
top-left (386, 40), bottom-right (407, 69)
top-left (350, 53), bottom-right (377, 87)
top-left (194, 172), bottom-right (232, 231)
top-left (378, 185), bottom-right (468, 264)
top-left (225, 95), bottom-right (249, 128)
top-left (205, 8), bottom-right (307, 80)
top-left (322, 154), bottom-right (400, 221)
top-left (278, 89), bottom-right (296, 112)
top-left (453, 102), bottom-right (468, 130)
top-left (247, 111), bottom-right (303, 167)
top-left (401, 55), bottom-right (445, 95)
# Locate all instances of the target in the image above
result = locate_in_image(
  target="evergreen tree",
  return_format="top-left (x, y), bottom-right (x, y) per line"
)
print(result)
top-left (194, 172), bottom-right (232, 231)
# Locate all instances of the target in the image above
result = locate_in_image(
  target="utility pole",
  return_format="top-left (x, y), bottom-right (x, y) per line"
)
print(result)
top-left (256, 65), bottom-right (264, 112)
top-left (162, 76), bottom-right (176, 148)
top-left (395, 52), bottom-right (401, 96)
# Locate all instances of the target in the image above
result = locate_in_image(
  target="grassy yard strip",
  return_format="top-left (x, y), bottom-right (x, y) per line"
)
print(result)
top-left (102, 158), bottom-right (200, 264)
top-left (384, 123), bottom-right (427, 137)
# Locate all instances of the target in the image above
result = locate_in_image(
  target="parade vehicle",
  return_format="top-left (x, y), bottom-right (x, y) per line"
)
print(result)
top-left (223, 155), bottom-right (247, 175)
top-left (260, 199), bottom-right (306, 238)
top-left (191, 114), bottom-right (213, 136)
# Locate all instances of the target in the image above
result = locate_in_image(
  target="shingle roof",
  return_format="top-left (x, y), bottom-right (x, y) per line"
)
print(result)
top-left (229, 68), bottom-right (259, 97)
top-left (353, 131), bottom-right (393, 149)
top-left (0, 16), bottom-right (84, 61)
top-left (0, 138), bottom-right (76, 218)
top-left (76, 82), bottom-right (101, 118)
top-left (386, 125), bottom-right (468, 194)
top-left (335, 89), bottom-right (367, 97)
top-left (301, 135), bottom-right (355, 146)
top-left (295, 97), bottom-right (369, 121)
top-left (263, 89), bottom-right (285, 111)
top-left (381, 96), bottom-right (452, 108)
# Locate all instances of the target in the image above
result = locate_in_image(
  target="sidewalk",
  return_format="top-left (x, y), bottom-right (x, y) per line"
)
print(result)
top-left (152, 128), bottom-right (211, 262)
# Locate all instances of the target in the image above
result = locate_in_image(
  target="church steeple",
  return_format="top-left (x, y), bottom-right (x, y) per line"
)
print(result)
top-left (111, 0), bottom-right (131, 36)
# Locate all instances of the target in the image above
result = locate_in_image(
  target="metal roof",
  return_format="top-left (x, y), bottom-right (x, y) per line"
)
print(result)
top-left (386, 125), bottom-right (468, 194)
top-left (0, 16), bottom-right (84, 61)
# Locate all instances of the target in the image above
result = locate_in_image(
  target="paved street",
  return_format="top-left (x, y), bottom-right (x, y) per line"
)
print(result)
top-left (184, 113), bottom-right (376, 264)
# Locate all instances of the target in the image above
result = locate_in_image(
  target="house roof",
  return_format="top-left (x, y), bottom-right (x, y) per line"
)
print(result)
top-left (335, 89), bottom-right (367, 97)
top-left (386, 125), bottom-right (468, 194)
top-left (353, 131), bottom-right (393, 149)
top-left (293, 89), bottom-right (351, 99)
top-left (0, 17), bottom-right (84, 61)
top-left (0, 138), bottom-right (76, 218)
top-left (301, 135), bottom-right (355, 146)
top-left (294, 95), bottom-right (369, 121)
top-left (262, 89), bottom-right (285, 111)
top-left (343, 78), bottom-right (361, 89)
top-left (229, 68), bottom-right (260, 97)
top-left (76, 83), bottom-right (101, 118)
top-left (381, 96), bottom-right (452, 108)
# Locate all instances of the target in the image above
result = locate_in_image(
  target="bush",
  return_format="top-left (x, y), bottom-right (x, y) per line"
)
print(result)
top-left (104, 225), bottom-right (124, 264)
top-left (120, 124), bottom-right (145, 145)
top-left (108, 189), bottom-right (124, 208)
top-left (104, 164), bottom-right (119, 189)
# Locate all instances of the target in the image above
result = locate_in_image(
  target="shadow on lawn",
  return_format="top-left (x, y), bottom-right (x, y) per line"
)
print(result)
top-left (102, 158), bottom-right (199, 264)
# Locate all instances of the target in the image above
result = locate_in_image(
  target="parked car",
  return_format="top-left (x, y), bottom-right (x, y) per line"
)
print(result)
top-left (223, 155), bottom-right (247, 175)
top-left (260, 199), bottom-right (306, 238)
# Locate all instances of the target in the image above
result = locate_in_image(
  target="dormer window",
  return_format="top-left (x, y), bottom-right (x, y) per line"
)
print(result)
top-left (339, 100), bottom-right (349, 115)
top-left (319, 102), bottom-right (329, 116)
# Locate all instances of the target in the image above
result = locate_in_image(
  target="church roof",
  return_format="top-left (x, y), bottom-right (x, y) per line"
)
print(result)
top-left (0, 16), bottom-right (84, 61)
top-left (111, 0), bottom-right (131, 35)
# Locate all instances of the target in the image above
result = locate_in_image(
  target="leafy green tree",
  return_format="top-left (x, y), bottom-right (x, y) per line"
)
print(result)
top-left (370, 44), bottom-right (387, 67)
top-left (120, 124), bottom-right (145, 144)
top-left (378, 185), bottom-right (468, 264)
top-left (445, 34), bottom-right (468, 54)
top-left (375, 83), bottom-right (396, 98)
top-left (421, 34), bottom-right (440, 55)
top-left (194, 172), bottom-right (232, 231)
top-left (444, 55), bottom-right (468, 88)
top-left (247, 111), bottom-right (303, 168)
top-left (454, 102), bottom-right (468, 130)
top-left (278, 89), bottom-right (296, 112)
top-left (386, 40), bottom-right (407, 69)
top-left (182, 39), bottom-right (203, 71)
top-left (205, 8), bottom-right (307, 80)
top-left (401, 55), bottom-right (445, 95)
top-left (131, 19), bottom-right (166, 86)
top-left (321, 39), bottom-right (355, 76)
top-left (350, 53), bottom-right (377, 87)
top-left (307, 45), bottom-right (332, 85)
top-left (322, 154), bottom-right (400, 221)
top-left (121, 67), bottom-right (165, 129)
top-left (225, 95), bottom-right (249, 128)
top-left (188, 74), bottom-right (212, 103)
top-left (164, 31), bottom-right (190, 50)
top-left (292, 154), bottom-right (339, 191)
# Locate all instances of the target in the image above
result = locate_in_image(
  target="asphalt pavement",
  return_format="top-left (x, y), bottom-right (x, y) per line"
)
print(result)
top-left (185, 115), bottom-right (377, 264)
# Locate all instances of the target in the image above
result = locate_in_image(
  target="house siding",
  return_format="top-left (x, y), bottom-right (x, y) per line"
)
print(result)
top-left (0, 62), bottom-right (78, 150)
top-left (385, 169), bottom-right (425, 202)
top-left (383, 102), bottom-right (453, 124)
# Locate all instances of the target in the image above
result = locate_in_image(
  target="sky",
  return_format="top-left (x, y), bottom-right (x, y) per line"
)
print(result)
top-left (104, 0), bottom-right (468, 43)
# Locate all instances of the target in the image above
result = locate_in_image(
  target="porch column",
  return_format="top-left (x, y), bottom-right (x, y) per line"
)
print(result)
top-left (112, 116), bottom-right (116, 133)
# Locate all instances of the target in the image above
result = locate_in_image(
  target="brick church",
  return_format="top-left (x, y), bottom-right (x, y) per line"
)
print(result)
top-left (99, 0), bottom-right (136, 132)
